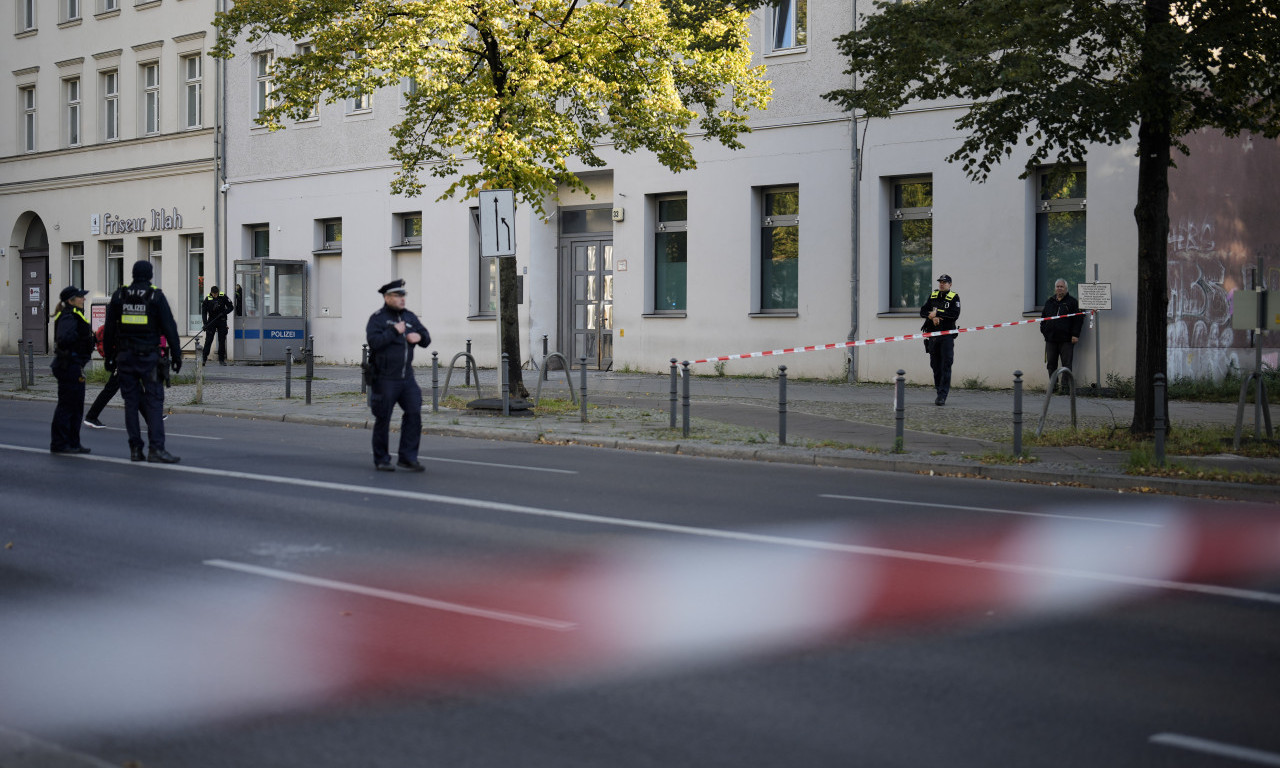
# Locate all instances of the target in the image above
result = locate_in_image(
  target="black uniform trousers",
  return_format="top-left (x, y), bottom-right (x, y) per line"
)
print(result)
top-left (202, 322), bottom-right (228, 363)
top-left (370, 376), bottom-right (422, 466)
top-left (50, 359), bottom-right (87, 451)
top-left (1046, 340), bottom-right (1076, 382)
top-left (929, 335), bottom-right (956, 401)
top-left (116, 349), bottom-right (166, 452)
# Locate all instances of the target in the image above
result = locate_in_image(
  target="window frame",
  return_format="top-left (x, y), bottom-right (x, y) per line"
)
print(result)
top-left (395, 213), bottom-right (422, 247)
top-left (102, 69), bottom-right (119, 141)
top-left (347, 91), bottom-right (372, 114)
top-left (140, 61), bottom-right (160, 135)
top-left (652, 194), bottom-right (688, 315)
top-left (68, 242), bottom-right (85, 289)
top-left (252, 51), bottom-right (273, 124)
top-left (758, 185), bottom-right (800, 314)
top-left (767, 0), bottom-right (807, 53)
top-left (64, 77), bottom-right (81, 147)
top-left (186, 234), bottom-right (205, 333)
top-left (1034, 166), bottom-right (1087, 308)
top-left (20, 86), bottom-right (37, 153)
top-left (294, 44), bottom-right (319, 121)
top-left (317, 218), bottom-right (343, 252)
top-left (887, 176), bottom-right (934, 312)
top-left (250, 225), bottom-right (270, 259)
top-left (182, 54), bottom-right (202, 129)
top-left (104, 239), bottom-right (125, 294)
top-left (21, 0), bottom-right (36, 30)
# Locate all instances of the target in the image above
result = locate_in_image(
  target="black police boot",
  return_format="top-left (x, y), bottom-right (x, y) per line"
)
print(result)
top-left (147, 448), bottom-right (181, 464)
top-left (396, 459), bottom-right (425, 472)
top-left (130, 446), bottom-right (146, 462)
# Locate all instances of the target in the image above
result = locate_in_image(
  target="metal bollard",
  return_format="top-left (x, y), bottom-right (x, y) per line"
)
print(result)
top-left (541, 334), bottom-right (549, 381)
top-left (194, 341), bottom-right (204, 404)
top-left (360, 344), bottom-right (369, 395)
top-left (1013, 370), bottom-right (1023, 456)
top-left (669, 358), bottom-right (678, 429)
top-left (501, 352), bottom-right (510, 416)
top-left (27, 340), bottom-right (35, 387)
top-left (894, 369), bottom-right (906, 453)
top-left (681, 361), bottom-right (691, 438)
top-left (1154, 373), bottom-right (1166, 467)
top-left (432, 351), bottom-right (439, 413)
top-left (17, 339), bottom-right (27, 390)
top-left (465, 338), bottom-right (472, 386)
top-left (579, 356), bottom-right (589, 423)
top-left (284, 347), bottom-right (292, 399)
top-left (778, 365), bottom-right (788, 445)
top-left (305, 336), bottom-right (314, 405)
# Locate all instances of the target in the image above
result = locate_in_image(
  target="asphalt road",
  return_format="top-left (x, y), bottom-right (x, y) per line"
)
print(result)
top-left (2, 399), bottom-right (1278, 768)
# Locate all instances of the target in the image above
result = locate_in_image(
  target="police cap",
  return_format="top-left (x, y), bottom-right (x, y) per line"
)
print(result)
top-left (378, 279), bottom-right (407, 295)
top-left (60, 286), bottom-right (89, 303)
top-left (937, 274), bottom-right (952, 283)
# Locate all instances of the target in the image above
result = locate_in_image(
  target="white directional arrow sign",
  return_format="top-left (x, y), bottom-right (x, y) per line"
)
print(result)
top-left (478, 189), bottom-right (516, 257)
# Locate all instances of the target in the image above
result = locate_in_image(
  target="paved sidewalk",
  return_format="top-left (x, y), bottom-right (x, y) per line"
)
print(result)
top-left (2, 354), bottom-right (1276, 502)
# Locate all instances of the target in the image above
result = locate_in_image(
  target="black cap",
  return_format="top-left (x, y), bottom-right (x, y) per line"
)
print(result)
top-left (60, 286), bottom-right (89, 303)
top-left (132, 260), bottom-right (154, 281)
top-left (378, 279), bottom-right (407, 295)
top-left (937, 274), bottom-right (952, 283)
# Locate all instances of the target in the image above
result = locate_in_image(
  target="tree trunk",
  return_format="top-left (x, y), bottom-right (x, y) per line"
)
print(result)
top-left (1131, 0), bottom-right (1174, 435)
top-left (498, 255), bottom-right (528, 398)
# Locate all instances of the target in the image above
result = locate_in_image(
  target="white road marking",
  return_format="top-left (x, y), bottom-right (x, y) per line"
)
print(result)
top-left (820, 494), bottom-right (1164, 527)
top-left (1150, 733), bottom-right (1280, 766)
top-left (204, 559), bottom-right (576, 631)
top-left (3, 442), bottom-right (1278, 606)
top-left (417, 455), bottom-right (576, 474)
top-left (88, 425), bottom-right (222, 440)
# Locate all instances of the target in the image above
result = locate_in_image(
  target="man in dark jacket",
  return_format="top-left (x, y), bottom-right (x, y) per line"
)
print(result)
top-left (1041, 279), bottom-right (1085, 392)
top-left (919, 274), bottom-right (961, 406)
top-left (50, 286), bottom-right (95, 454)
top-left (103, 260), bottom-right (182, 463)
top-left (200, 286), bottom-right (235, 365)
top-left (365, 279), bottom-right (431, 472)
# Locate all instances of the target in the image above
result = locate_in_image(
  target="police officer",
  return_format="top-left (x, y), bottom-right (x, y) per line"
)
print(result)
top-left (365, 279), bottom-right (431, 472)
top-left (200, 285), bottom-right (235, 365)
top-left (103, 260), bottom-right (182, 463)
top-left (50, 286), bottom-right (95, 454)
top-left (919, 274), bottom-right (961, 406)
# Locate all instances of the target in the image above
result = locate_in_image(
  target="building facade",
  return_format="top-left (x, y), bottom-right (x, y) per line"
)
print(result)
top-left (2, 0), bottom-right (220, 353)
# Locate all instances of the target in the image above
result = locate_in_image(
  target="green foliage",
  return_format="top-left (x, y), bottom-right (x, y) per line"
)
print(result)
top-left (1105, 372), bottom-right (1136, 399)
top-left (1167, 364), bottom-right (1280, 402)
top-left (212, 0), bottom-right (773, 215)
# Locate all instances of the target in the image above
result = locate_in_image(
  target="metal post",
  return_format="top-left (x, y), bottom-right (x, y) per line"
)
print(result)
top-left (194, 340), bottom-right (204, 404)
top-left (1093, 264), bottom-right (1101, 390)
top-left (465, 338), bottom-right (472, 386)
top-left (894, 369), bottom-right (906, 453)
top-left (17, 340), bottom-right (27, 390)
top-left (284, 347), bottom-right (292, 399)
top-left (26, 340), bottom-right (35, 387)
top-left (360, 344), bottom-right (368, 395)
top-left (579, 356), bottom-right (588, 423)
top-left (431, 351), bottom-right (439, 413)
top-left (1154, 373), bottom-right (1166, 467)
top-left (305, 336), bottom-right (314, 405)
top-left (681, 361), bottom-right (691, 438)
top-left (1013, 370), bottom-right (1023, 456)
top-left (541, 334), bottom-right (549, 381)
top-left (501, 352), bottom-right (510, 416)
top-left (778, 365), bottom-right (788, 445)
top-left (669, 358), bottom-right (678, 429)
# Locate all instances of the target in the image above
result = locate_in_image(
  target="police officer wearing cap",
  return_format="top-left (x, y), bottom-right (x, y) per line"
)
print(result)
top-left (920, 274), bottom-right (961, 406)
top-left (49, 286), bottom-right (95, 454)
top-left (103, 260), bottom-right (182, 463)
top-left (365, 279), bottom-right (432, 471)
top-left (200, 285), bottom-right (235, 365)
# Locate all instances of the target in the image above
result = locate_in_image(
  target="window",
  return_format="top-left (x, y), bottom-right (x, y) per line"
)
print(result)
top-left (400, 76), bottom-right (418, 108)
top-left (471, 209), bottom-right (497, 318)
top-left (102, 70), bottom-right (119, 141)
top-left (21, 0), bottom-right (35, 29)
top-left (100, 0), bottom-right (118, 11)
top-left (348, 92), bottom-right (372, 113)
top-left (1036, 167), bottom-right (1086, 306)
top-left (253, 51), bottom-right (273, 123)
top-left (141, 62), bottom-right (160, 135)
top-left (64, 0), bottom-right (80, 21)
top-left (889, 178), bottom-right (933, 310)
top-left (769, 0), bottom-right (806, 51)
top-left (760, 186), bottom-right (799, 311)
top-left (105, 240), bottom-right (125, 293)
top-left (65, 78), bottom-right (81, 146)
top-left (251, 225), bottom-right (270, 258)
top-left (397, 213), bottom-right (422, 246)
top-left (182, 54), bottom-right (202, 129)
top-left (68, 242), bottom-right (85, 288)
top-left (186, 234), bottom-right (204, 333)
top-left (295, 44), bottom-right (318, 120)
top-left (654, 196), bottom-right (687, 312)
top-left (146, 236), bottom-right (163, 287)
top-left (319, 218), bottom-right (342, 251)
top-left (21, 86), bottom-right (37, 153)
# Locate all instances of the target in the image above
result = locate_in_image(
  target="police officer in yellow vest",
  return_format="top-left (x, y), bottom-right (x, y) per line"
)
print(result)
top-left (919, 274), bottom-right (961, 406)
top-left (103, 260), bottom-right (182, 463)
top-left (49, 286), bottom-right (95, 454)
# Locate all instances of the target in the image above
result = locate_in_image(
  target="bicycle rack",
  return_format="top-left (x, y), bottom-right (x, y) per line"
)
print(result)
top-left (533, 352), bottom-right (577, 406)
top-left (439, 352), bottom-right (484, 402)
top-left (1036, 366), bottom-right (1077, 436)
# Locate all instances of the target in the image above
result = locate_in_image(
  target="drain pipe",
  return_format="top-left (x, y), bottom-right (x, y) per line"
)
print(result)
top-left (846, 0), bottom-right (862, 383)
top-left (213, 0), bottom-right (227, 293)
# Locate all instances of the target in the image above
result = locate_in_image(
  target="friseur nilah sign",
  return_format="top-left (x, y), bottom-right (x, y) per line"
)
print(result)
top-left (91, 208), bottom-right (184, 236)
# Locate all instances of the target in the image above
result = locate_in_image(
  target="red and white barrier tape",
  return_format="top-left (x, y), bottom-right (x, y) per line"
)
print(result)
top-left (689, 311), bottom-right (1093, 365)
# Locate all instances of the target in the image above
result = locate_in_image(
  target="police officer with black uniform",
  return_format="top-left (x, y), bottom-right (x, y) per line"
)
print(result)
top-left (103, 260), bottom-right (182, 463)
top-left (365, 279), bottom-right (431, 472)
top-left (50, 286), bottom-right (95, 454)
top-left (919, 274), bottom-right (961, 406)
top-left (200, 285), bottom-right (235, 365)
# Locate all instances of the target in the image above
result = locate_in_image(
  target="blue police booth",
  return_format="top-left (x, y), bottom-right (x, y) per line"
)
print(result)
top-left (232, 259), bottom-right (309, 362)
